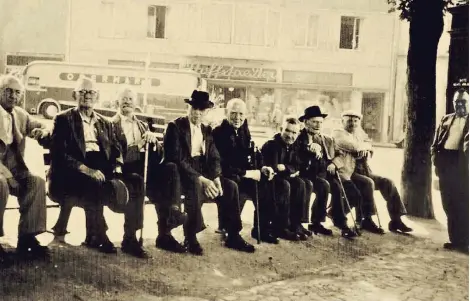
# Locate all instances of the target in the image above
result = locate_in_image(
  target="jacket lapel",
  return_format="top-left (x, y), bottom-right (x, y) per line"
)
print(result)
top-left (71, 108), bottom-right (86, 157)
top-left (182, 117), bottom-right (192, 153)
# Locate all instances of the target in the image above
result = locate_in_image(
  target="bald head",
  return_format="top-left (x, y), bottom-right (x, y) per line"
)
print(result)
top-left (116, 85), bottom-right (138, 116)
top-left (0, 75), bottom-right (24, 112)
top-left (226, 98), bottom-right (247, 129)
top-left (72, 77), bottom-right (99, 110)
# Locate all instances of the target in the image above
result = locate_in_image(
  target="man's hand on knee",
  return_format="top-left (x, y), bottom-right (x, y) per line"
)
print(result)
top-left (198, 176), bottom-right (219, 199)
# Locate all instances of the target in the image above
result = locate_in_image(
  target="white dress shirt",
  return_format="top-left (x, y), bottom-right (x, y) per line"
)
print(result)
top-left (120, 114), bottom-right (143, 147)
top-left (0, 105), bottom-right (13, 145)
top-left (79, 111), bottom-right (100, 152)
top-left (190, 122), bottom-right (205, 157)
top-left (444, 116), bottom-right (467, 150)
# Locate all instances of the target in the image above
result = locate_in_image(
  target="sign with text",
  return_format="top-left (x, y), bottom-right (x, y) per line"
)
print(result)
top-left (59, 72), bottom-right (161, 87)
top-left (184, 63), bottom-right (277, 82)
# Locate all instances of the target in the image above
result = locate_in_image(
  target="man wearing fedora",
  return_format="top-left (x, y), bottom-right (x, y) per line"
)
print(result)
top-left (110, 86), bottom-right (187, 254)
top-left (0, 75), bottom-right (51, 266)
top-left (164, 90), bottom-right (255, 255)
top-left (295, 106), bottom-right (357, 238)
top-left (213, 98), bottom-right (278, 244)
top-left (334, 110), bottom-right (411, 234)
top-left (432, 90), bottom-right (469, 252)
top-left (48, 77), bottom-right (134, 255)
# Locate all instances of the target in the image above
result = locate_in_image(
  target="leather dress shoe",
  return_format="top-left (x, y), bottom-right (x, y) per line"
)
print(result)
top-left (274, 229), bottom-right (299, 241)
top-left (389, 220), bottom-right (412, 233)
top-left (340, 227), bottom-right (358, 239)
top-left (250, 229), bottom-right (279, 244)
top-left (0, 245), bottom-right (13, 268)
top-left (308, 223), bottom-right (333, 236)
top-left (225, 234), bottom-right (255, 253)
top-left (16, 236), bottom-right (50, 260)
top-left (156, 235), bottom-right (187, 253)
top-left (121, 238), bottom-right (149, 259)
top-left (298, 225), bottom-right (313, 237)
top-left (361, 218), bottom-right (385, 234)
top-left (82, 236), bottom-right (117, 254)
top-left (184, 239), bottom-right (203, 256)
top-left (444, 242), bottom-right (469, 254)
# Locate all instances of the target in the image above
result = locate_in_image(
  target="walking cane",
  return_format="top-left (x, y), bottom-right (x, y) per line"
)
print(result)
top-left (335, 171), bottom-right (361, 236)
top-left (251, 141), bottom-right (261, 245)
top-left (139, 141), bottom-right (150, 247)
top-left (372, 195), bottom-right (383, 230)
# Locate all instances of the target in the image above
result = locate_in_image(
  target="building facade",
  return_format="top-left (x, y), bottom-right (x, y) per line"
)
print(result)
top-left (0, 0), bottom-right (453, 142)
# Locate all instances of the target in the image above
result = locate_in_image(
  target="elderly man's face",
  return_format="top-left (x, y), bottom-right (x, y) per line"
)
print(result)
top-left (454, 99), bottom-right (468, 117)
top-left (228, 102), bottom-right (246, 129)
top-left (305, 117), bottom-right (323, 135)
top-left (74, 80), bottom-right (98, 110)
top-left (118, 90), bottom-right (137, 115)
top-left (189, 107), bottom-right (207, 126)
top-left (0, 79), bottom-right (23, 112)
top-left (281, 122), bottom-right (300, 145)
top-left (343, 116), bottom-right (361, 132)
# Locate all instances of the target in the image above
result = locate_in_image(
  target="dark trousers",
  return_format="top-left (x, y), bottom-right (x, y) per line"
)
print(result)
top-left (150, 162), bottom-right (183, 234)
top-left (50, 153), bottom-right (144, 239)
top-left (352, 173), bottom-right (406, 220)
top-left (271, 176), bottom-right (308, 231)
top-left (181, 156), bottom-right (242, 238)
top-left (330, 178), bottom-right (363, 227)
top-left (436, 150), bottom-right (469, 247)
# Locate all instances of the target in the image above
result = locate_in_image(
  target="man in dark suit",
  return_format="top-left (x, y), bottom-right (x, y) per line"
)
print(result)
top-left (164, 90), bottom-right (255, 255)
top-left (48, 77), bottom-right (133, 255)
top-left (261, 117), bottom-right (312, 241)
top-left (431, 90), bottom-right (469, 252)
top-left (295, 106), bottom-right (357, 238)
top-left (213, 98), bottom-right (278, 244)
top-left (111, 86), bottom-right (186, 254)
top-left (0, 75), bottom-right (50, 266)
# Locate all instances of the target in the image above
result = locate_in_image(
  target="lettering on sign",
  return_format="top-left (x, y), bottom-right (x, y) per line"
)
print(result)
top-left (59, 73), bottom-right (160, 87)
top-left (184, 63), bottom-right (277, 82)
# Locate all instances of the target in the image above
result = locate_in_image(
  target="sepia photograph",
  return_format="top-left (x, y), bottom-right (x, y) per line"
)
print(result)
top-left (0, 0), bottom-right (468, 300)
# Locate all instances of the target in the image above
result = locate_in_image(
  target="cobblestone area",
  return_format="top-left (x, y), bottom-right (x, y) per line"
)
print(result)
top-left (216, 239), bottom-right (468, 301)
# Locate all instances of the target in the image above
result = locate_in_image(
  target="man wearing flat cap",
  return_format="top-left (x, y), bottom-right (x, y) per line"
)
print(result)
top-left (432, 90), bottom-right (469, 252)
top-left (295, 106), bottom-right (357, 238)
top-left (164, 90), bottom-right (255, 255)
top-left (0, 74), bottom-right (50, 266)
top-left (334, 110), bottom-right (412, 234)
top-left (48, 77), bottom-right (131, 255)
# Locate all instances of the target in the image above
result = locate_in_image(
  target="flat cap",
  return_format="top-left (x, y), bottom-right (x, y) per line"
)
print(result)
top-left (341, 110), bottom-right (363, 120)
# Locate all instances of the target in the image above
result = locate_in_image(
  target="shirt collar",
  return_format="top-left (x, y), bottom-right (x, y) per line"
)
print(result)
top-left (0, 105), bottom-right (11, 118)
top-left (119, 113), bottom-right (136, 123)
top-left (79, 111), bottom-right (97, 124)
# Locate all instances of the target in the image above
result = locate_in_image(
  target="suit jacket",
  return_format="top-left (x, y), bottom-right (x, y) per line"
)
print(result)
top-left (431, 113), bottom-right (469, 164)
top-left (164, 116), bottom-right (221, 181)
top-left (261, 133), bottom-right (301, 178)
top-left (294, 128), bottom-right (335, 178)
top-left (0, 106), bottom-right (45, 178)
top-left (49, 108), bottom-right (122, 182)
top-left (213, 119), bottom-right (253, 179)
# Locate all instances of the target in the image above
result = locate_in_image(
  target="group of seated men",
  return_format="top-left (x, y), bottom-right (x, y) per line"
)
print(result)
top-left (0, 74), bottom-right (412, 266)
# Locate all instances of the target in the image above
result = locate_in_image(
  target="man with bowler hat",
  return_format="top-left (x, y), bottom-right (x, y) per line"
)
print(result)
top-left (164, 90), bottom-right (255, 255)
top-left (295, 106), bottom-right (358, 238)
top-left (432, 90), bottom-right (469, 252)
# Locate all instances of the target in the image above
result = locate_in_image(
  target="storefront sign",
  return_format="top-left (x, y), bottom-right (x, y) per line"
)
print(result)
top-left (59, 72), bottom-right (160, 87)
top-left (184, 63), bottom-right (277, 82)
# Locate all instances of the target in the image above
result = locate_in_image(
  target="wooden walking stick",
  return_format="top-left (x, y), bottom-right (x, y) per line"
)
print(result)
top-left (139, 141), bottom-right (150, 247)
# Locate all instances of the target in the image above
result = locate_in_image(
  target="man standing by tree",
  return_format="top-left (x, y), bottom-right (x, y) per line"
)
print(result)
top-left (431, 90), bottom-right (469, 253)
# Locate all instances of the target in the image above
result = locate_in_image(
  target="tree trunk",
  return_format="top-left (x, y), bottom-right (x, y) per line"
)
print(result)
top-left (402, 0), bottom-right (444, 218)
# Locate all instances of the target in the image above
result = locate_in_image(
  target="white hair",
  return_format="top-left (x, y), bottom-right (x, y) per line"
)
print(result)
top-left (0, 74), bottom-right (24, 91)
top-left (226, 98), bottom-right (247, 116)
top-left (115, 85), bottom-right (137, 101)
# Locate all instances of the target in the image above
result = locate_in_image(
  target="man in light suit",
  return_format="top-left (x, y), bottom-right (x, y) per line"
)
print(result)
top-left (0, 75), bottom-right (50, 266)
top-left (432, 90), bottom-right (469, 253)
top-left (164, 90), bottom-right (255, 255)
top-left (110, 86), bottom-right (187, 254)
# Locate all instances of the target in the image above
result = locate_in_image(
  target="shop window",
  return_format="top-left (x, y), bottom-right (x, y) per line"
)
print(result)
top-left (362, 93), bottom-right (384, 142)
top-left (147, 5), bottom-right (167, 39)
top-left (294, 14), bottom-right (319, 47)
top-left (339, 16), bottom-right (361, 50)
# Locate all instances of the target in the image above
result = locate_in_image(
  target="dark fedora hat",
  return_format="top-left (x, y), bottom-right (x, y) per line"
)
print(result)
top-left (299, 106), bottom-right (328, 122)
top-left (184, 90), bottom-right (214, 110)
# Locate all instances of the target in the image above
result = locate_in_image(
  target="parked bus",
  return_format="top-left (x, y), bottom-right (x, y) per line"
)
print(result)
top-left (21, 61), bottom-right (206, 133)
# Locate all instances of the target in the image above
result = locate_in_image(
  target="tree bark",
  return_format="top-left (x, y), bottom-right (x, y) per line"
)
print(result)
top-left (402, 0), bottom-right (444, 218)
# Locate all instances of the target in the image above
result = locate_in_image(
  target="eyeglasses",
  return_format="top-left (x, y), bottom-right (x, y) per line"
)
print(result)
top-left (3, 88), bottom-right (23, 96)
top-left (77, 89), bottom-right (98, 96)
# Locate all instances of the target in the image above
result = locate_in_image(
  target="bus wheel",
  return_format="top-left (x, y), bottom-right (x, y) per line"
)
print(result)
top-left (40, 102), bottom-right (60, 119)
